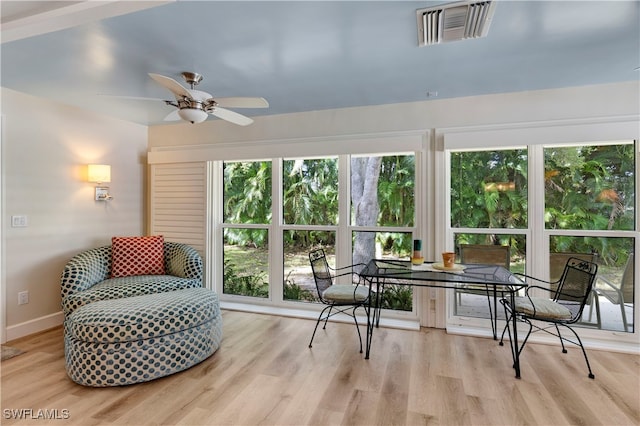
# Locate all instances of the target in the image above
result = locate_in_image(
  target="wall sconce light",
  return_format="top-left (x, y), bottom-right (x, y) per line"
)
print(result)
top-left (87, 164), bottom-right (113, 201)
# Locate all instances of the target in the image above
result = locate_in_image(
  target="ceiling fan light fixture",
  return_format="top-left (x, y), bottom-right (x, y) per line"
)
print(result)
top-left (178, 107), bottom-right (208, 124)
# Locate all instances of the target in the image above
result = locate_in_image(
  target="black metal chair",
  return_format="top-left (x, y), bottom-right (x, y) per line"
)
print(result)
top-left (499, 257), bottom-right (599, 379)
top-left (308, 249), bottom-right (370, 353)
top-left (549, 252), bottom-right (601, 328)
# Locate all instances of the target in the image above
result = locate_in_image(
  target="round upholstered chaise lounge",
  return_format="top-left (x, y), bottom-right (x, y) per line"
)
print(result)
top-left (64, 287), bottom-right (222, 387)
top-left (61, 239), bottom-right (223, 386)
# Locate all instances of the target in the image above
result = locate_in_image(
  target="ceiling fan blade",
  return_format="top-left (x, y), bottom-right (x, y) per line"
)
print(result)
top-left (149, 73), bottom-right (193, 99)
top-left (163, 110), bottom-right (181, 121)
top-left (215, 97), bottom-right (269, 108)
top-left (209, 107), bottom-right (253, 126)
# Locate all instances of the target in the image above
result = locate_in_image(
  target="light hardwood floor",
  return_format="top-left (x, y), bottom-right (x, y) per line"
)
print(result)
top-left (1, 310), bottom-right (639, 425)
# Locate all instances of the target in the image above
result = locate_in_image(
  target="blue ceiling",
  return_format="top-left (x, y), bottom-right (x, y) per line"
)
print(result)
top-left (1, 1), bottom-right (639, 126)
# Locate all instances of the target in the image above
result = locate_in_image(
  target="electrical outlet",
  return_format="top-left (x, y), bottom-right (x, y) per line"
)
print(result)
top-left (18, 291), bottom-right (29, 305)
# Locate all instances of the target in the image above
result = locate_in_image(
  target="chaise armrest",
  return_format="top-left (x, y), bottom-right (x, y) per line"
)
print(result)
top-left (164, 242), bottom-right (203, 281)
top-left (61, 246), bottom-right (112, 299)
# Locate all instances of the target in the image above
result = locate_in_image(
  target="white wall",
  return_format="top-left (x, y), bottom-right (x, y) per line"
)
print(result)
top-left (1, 88), bottom-right (148, 341)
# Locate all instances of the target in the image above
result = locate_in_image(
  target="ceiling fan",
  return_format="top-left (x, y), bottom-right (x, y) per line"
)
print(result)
top-left (149, 71), bottom-right (268, 125)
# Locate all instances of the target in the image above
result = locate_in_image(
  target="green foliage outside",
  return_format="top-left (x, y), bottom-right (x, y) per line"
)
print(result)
top-left (544, 145), bottom-right (635, 265)
top-left (223, 161), bottom-right (272, 247)
top-left (223, 156), bottom-right (415, 309)
top-left (451, 149), bottom-right (528, 230)
top-left (223, 258), bottom-right (269, 298)
top-left (451, 144), bottom-right (635, 267)
top-left (221, 143), bottom-right (635, 306)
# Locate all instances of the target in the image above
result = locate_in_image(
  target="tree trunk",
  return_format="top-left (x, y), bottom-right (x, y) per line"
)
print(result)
top-left (351, 156), bottom-right (382, 269)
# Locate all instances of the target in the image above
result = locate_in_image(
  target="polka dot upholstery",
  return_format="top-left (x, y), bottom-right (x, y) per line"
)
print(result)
top-left (65, 288), bottom-right (222, 387)
top-left (61, 242), bottom-right (222, 387)
top-left (62, 275), bottom-right (202, 317)
top-left (61, 242), bottom-right (203, 316)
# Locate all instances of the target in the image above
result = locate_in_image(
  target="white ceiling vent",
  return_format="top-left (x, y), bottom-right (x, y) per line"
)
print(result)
top-left (417, 1), bottom-right (496, 46)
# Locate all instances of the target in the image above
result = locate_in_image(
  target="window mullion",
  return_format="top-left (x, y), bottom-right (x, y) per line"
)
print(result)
top-left (530, 144), bottom-right (548, 282)
top-left (271, 158), bottom-right (284, 303)
top-left (337, 155), bottom-right (351, 269)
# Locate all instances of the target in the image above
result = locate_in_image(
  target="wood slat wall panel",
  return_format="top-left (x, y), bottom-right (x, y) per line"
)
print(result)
top-left (149, 163), bottom-right (207, 255)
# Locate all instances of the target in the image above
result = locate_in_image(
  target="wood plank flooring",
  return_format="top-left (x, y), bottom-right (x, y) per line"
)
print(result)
top-left (1, 310), bottom-right (638, 425)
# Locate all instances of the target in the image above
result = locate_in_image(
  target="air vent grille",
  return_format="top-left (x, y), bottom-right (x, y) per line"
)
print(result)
top-left (417, 1), bottom-right (496, 46)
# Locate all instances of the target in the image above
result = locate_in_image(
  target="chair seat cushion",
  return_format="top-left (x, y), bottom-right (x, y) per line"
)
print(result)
top-left (62, 275), bottom-right (202, 316)
top-left (513, 296), bottom-right (572, 320)
top-left (323, 285), bottom-right (369, 303)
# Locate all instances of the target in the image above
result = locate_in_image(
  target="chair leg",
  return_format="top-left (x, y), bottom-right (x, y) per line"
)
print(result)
top-left (555, 324), bottom-right (568, 353)
top-left (620, 302), bottom-right (629, 332)
top-left (352, 306), bottom-right (363, 353)
top-left (323, 306), bottom-right (333, 330)
top-left (499, 306), bottom-right (534, 371)
top-left (375, 285), bottom-right (384, 328)
top-left (309, 305), bottom-right (332, 348)
top-left (499, 300), bottom-right (511, 346)
top-left (560, 324), bottom-right (595, 379)
top-left (485, 290), bottom-right (496, 339)
top-left (594, 292), bottom-right (602, 329)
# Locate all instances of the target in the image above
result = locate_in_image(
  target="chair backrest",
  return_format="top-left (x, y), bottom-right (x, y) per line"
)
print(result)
top-left (309, 249), bottom-right (333, 299)
top-left (620, 252), bottom-right (634, 303)
top-left (459, 244), bottom-right (510, 268)
top-left (554, 257), bottom-right (598, 322)
top-left (549, 252), bottom-right (598, 282)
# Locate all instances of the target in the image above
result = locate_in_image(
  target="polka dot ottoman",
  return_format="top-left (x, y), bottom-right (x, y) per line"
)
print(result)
top-left (64, 287), bottom-right (222, 387)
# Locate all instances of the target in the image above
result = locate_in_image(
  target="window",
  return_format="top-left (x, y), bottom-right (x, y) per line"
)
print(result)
top-left (218, 151), bottom-right (418, 317)
top-left (222, 161), bottom-right (271, 299)
top-left (282, 156), bottom-right (339, 302)
top-left (544, 142), bottom-right (635, 332)
top-left (449, 141), bottom-right (636, 333)
top-left (351, 154), bottom-right (416, 311)
top-left (449, 149), bottom-right (528, 321)
top-left (281, 154), bottom-right (417, 313)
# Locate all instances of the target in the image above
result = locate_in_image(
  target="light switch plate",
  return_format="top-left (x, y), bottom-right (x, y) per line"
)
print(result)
top-left (11, 215), bottom-right (28, 227)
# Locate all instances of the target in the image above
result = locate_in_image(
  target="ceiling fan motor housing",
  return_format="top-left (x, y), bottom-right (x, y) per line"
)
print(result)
top-left (182, 71), bottom-right (203, 87)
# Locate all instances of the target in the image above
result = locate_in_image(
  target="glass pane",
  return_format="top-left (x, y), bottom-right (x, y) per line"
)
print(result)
top-left (353, 231), bottom-right (413, 312)
top-left (544, 142), bottom-right (635, 231)
top-left (351, 154), bottom-right (415, 227)
top-left (453, 233), bottom-right (526, 321)
top-left (223, 228), bottom-right (269, 298)
top-left (550, 235), bottom-right (634, 333)
top-left (450, 149), bottom-right (528, 228)
top-left (223, 161), bottom-right (272, 224)
top-left (283, 230), bottom-right (336, 303)
top-left (283, 158), bottom-right (338, 225)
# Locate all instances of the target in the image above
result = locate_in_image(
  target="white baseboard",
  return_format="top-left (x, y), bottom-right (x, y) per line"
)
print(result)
top-left (220, 301), bottom-right (420, 331)
top-left (5, 311), bottom-right (63, 342)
